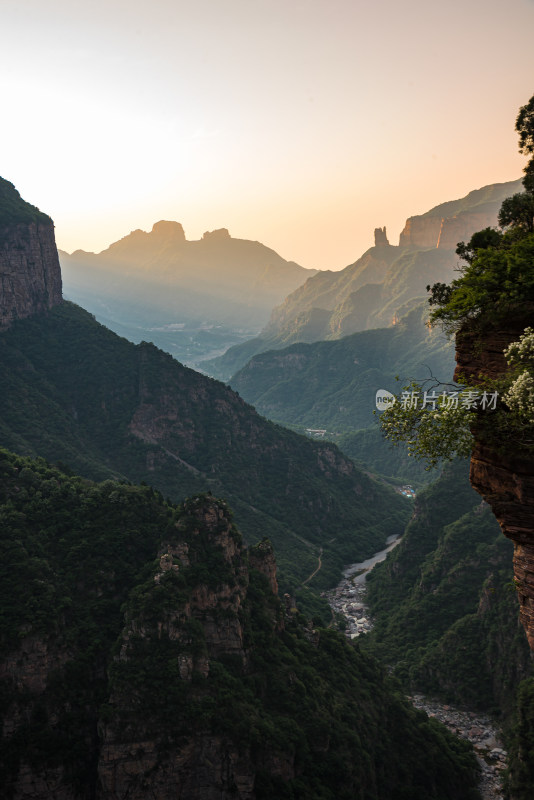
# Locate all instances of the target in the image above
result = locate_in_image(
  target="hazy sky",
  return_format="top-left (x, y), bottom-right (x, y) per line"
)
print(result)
top-left (2, 0), bottom-right (533, 269)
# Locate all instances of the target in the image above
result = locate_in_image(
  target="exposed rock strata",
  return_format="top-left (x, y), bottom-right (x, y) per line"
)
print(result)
top-left (399, 210), bottom-right (502, 250)
top-left (0, 222), bottom-right (62, 328)
top-left (454, 311), bottom-right (534, 649)
top-left (98, 499), bottom-right (281, 799)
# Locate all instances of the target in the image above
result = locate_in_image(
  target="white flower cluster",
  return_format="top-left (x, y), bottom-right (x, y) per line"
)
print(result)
top-left (504, 327), bottom-right (534, 424)
top-left (504, 371), bottom-right (534, 423)
top-left (504, 326), bottom-right (534, 365)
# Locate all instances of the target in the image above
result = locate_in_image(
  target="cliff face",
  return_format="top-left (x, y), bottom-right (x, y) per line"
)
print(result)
top-left (0, 450), bottom-right (483, 800)
top-left (98, 497), bottom-right (263, 799)
top-left (399, 209), bottom-right (502, 249)
top-left (398, 179), bottom-right (522, 249)
top-left (454, 311), bottom-right (534, 650)
top-left (0, 221), bottom-right (62, 328)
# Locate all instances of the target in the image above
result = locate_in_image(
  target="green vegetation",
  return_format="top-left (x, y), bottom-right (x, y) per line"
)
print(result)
top-left (506, 678), bottom-right (534, 800)
top-left (337, 426), bottom-right (440, 487)
top-left (0, 177), bottom-right (52, 226)
top-left (0, 453), bottom-right (481, 798)
top-left (0, 301), bottom-right (410, 603)
top-left (362, 462), bottom-right (531, 718)
top-left (0, 448), bottom-right (174, 794)
top-left (380, 95), bottom-right (534, 466)
top-left (427, 95), bottom-right (534, 335)
top-left (427, 230), bottom-right (534, 334)
top-left (229, 303), bottom-right (454, 483)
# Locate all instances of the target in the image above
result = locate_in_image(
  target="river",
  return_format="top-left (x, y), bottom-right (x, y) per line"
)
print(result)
top-left (325, 534), bottom-right (507, 800)
top-left (342, 533), bottom-right (402, 582)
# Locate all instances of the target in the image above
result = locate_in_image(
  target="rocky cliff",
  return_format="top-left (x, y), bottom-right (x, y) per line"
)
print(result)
top-left (0, 178), bottom-right (62, 328)
top-left (399, 210), bottom-right (502, 249)
top-left (0, 456), bottom-right (480, 800)
top-left (454, 309), bottom-right (534, 650)
top-left (398, 179), bottom-right (523, 249)
top-left (98, 496), bottom-right (260, 799)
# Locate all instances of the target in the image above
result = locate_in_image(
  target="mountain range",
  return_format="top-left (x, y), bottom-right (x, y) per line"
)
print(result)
top-left (205, 179), bottom-right (522, 380)
top-left (59, 222), bottom-right (316, 368)
top-left (0, 176), bottom-right (409, 605)
top-left (0, 175), bottom-right (489, 799)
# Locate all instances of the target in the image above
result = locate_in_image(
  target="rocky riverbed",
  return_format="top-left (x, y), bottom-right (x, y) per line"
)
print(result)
top-left (410, 694), bottom-right (506, 800)
top-left (325, 543), bottom-right (507, 800)
top-left (324, 534), bottom-right (401, 638)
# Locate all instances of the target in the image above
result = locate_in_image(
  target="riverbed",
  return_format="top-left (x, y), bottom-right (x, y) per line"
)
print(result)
top-left (325, 534), bottom-right (402, 636)
top-left (325, 536), bottom-right (507, 800)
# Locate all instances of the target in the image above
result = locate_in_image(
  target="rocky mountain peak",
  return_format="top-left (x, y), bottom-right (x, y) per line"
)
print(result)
top-left (374, 226), bottom-right (389, 246)
top-left (202, 227), bottom-right (231, 240)
top-left (151, 219), bottom-right (186, 240)
top-left (0, 177), bottom-right (62, 329)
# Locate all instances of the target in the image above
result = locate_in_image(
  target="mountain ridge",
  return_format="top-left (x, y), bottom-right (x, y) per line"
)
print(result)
top-left (205, 178), bottom-right (522, 380)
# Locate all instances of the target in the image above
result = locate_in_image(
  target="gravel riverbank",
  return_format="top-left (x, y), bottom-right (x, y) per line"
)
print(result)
top-left (325, 546), bottom-right (507, 800)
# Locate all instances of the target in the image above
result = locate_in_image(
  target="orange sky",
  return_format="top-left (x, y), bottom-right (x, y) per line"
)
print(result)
top-left (1, 0), bottom-right (533, 269)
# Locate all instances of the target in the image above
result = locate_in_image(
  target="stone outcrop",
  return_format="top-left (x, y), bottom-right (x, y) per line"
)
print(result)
top-left (374, 226), bottom-right (389, 247)
top-left (454, 310), bottom-right (534, 650)
top-left (0, 221), bottom-right (62, 328)
top-left (151, 219), bottom-right (187, 241)
top-left (202, 227), bottom-right (231, 240)
top-left (249, 538), bottom-right (278, 596)
top-left (98, 498), bottom-right (281, 799)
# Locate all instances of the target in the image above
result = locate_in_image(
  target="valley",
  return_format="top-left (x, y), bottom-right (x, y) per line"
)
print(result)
top-left (2, 153), bottom-right (534, 799)
top-left (326, 535), bottom-right (508, 800)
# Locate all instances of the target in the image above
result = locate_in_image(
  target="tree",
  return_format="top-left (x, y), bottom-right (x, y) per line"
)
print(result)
top-left (516, 95), bottom-right (534, 156)
top-left (498, 192), bottom-right (534, 233)
top-left (381, 94), bottom-right (534, 463)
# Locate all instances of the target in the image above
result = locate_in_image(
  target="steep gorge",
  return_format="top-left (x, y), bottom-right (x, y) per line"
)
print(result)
top-left (0, 453), bottom-right (481, 800)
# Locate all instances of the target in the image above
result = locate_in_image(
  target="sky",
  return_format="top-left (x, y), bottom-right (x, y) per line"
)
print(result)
top-left (1, 0), bottom-right (533, 270)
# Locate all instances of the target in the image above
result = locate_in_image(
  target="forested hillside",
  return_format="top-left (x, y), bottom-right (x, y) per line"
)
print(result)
top-left (0, 302), bottom-right (410, 599)
top-left (0, 449), bottom-right (481, 800)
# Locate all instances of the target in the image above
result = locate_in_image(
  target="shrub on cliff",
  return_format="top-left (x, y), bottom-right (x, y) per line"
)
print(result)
top-left (0, 177), bottom-right (51, 226)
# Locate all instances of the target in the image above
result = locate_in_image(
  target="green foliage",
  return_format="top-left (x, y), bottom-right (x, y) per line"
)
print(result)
top-left (428, 95), bottom-right (534, 336)
top-left (362, 462), bottom-right (531, 717)
top-left (498, 193), bottom-right (534, 233)
top-left (0, 301), bottom-right (412, 594)
top-left (428, 231), bottom-right (534, 333)
top-left (0, 458), bottom-right (481, 798)
top-left (0, 177), bottom-right (52, 226)
top-left (516, 95), bottom-right (534, 156)
top-left (378, 381), bottom-right (475, 468)
top-left (110, 559), bottom-right (481, 800)
top-left (505, 678), bottom-right (534, 799)
top-left (503, 327), bottom-right (534, 424)
top-left (231, 304), bottom-right (454, 432)
top-left (337, 426), bottom-right (440, 487)
top-left (378, 322), bottom-right (534, 466)
top-left (0, 448), bottom-right (174, 793)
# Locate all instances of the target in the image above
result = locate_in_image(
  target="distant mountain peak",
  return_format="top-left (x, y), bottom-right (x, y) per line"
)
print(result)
top-left (151, 220), bottom-right (186, 240)
top-left (202, 227), bottom-right (230, 240)
top-left (374, 226), bottom-right (390, 247)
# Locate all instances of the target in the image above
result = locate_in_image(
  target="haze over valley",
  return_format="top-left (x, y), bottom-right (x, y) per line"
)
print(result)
top-left (3, 1), bottom-right (534, 797)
